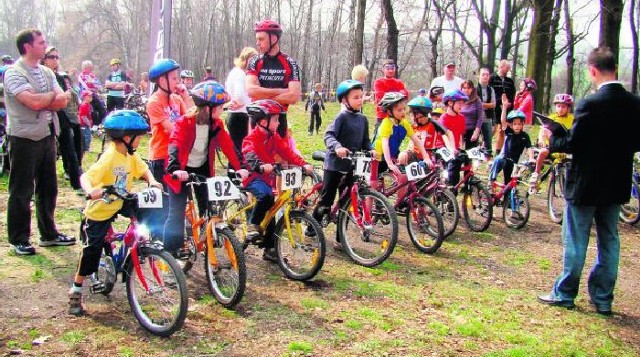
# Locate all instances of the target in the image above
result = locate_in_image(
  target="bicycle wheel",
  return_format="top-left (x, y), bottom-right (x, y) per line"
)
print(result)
top-left (461, 182), bottom-right (493, 232)
top-left (125, 247), bottom-right (188, 337)
top-left (97, 245), bottom-right (116, 295)
top-left (620, 181), bottom-right (640, 225)
top-left (406, 196), bottom-right (445, 254)
top-left (430, 188), bottom-right (459, 238)
top-left (205, 227), bottom-right (246, 308)
top-left (224, 194), bottom-right (252, 247)
top-left (338, 188), bottom-right (398, 267)
top-left (274, 210), bottom-right (326, 281)
top-left (298, 172), bottom-right (322, 213)
top-left (177, 221), bottom-right (197, 274)
top-left (547, 167), bottom-right (565, 224)
top-left (502, 189), bottom-right (530, 229)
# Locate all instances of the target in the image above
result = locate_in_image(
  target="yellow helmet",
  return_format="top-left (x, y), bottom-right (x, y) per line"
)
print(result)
top-left (110, 58), bottom-right (122, 66)
top-left (431, 107), bottom-right (445, 116)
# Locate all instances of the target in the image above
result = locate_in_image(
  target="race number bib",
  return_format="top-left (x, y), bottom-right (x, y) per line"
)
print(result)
top-left (207, 176), bottom-right (240, 201)
top-left (137, 188), bottom-right (163, 208)
top-left (436, 148), bottom-right (454, 162)
top-left (467, 147), bottom-right (486, 161)
top-left (406, 162), bottom-right (428, 181)
top-left (354, 157), bottom-right (372, 176)
top-left (280, 168), bottom-right (303, 190)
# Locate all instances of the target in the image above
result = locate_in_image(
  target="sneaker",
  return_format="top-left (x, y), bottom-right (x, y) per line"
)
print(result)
top-left (68, 290), bottom-right (85, 316)
top-left (246, 224), bottom-right (261, 242)
top-left (262, 248), bottom-right (278, 263)
top-left (13, 243), bottom-right (36, 255)
top-left (39, 233), bottom-right (76, 247)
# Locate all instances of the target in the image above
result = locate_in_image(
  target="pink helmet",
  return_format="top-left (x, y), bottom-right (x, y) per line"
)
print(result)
top-left (553, 93), bottom-right (573, 107)
top-left (523, 78), bottom-right (537, 91)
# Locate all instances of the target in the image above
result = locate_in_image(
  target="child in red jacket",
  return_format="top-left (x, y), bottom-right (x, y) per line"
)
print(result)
top-left (163, 81), bottom-right (248, 257)
top-left (242, 99), bottom-right (313, 262)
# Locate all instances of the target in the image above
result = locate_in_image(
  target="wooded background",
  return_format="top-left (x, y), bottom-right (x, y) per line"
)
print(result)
top-left (0, 0), bottom-right (637, 113)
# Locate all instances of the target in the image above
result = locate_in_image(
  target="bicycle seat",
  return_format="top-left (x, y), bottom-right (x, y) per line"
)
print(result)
top-left (312, 150), bottom-right (326, 162)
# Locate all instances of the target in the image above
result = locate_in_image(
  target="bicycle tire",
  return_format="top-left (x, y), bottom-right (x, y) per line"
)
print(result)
top-left (298, 172), bottom-right (322, 212)
top-left (430, 188), bottom-right (459, 238)
top-left (126, 247), bottom-right (188, 337)
top-left (178, 221), bottom-right (198, 274)
top-left (620, 181), bottom-right (640, 225)
top-left (547, 167), bottom-right (565, 224)
top-left (461, 182), bottom-right (493, 232)
top-left (224, 194), bottom-right (252, 247)
top-left (502, 189), bottom-right (530, 229)
top-left (406, 196), bottom-right (445, 254)
top-left (205, 227), bottom-right (246, 308)
top-left (274, 210), bottom-right (326, 281)
top-left (338, 188), bottom-right (398, 267)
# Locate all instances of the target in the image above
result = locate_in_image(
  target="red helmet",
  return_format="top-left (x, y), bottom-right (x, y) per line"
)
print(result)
top-left (254, 20), bottom-right (282, 37)
top-left (523, 78), bottom-right (537, 91)
top-left (247, 99), bottom-right (284, 126)
top-left (553, 93), bottom-right (573, 107)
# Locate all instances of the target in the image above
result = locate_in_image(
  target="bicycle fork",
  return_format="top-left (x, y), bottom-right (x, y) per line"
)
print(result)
top-left (205, 218), bottom-right (238, 271)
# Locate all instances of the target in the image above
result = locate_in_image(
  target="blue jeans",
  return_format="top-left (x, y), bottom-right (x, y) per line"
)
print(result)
top-left (488, 155), bottom-right (514, 184)
top-left (81, 126), bottom-right (92, 152)
top-left (551, 202), bottom-right (621, 310)
top-left (481, 121), bottom-right (492, 154)
top-left (246, 178), bottom-right (276, 248)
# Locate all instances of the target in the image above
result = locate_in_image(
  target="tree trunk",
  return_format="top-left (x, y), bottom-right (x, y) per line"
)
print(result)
top-left (564, 0), bottom-right (575, 95)
top-left (543, 0), bottom-right (563, 112)
top-left (599, 0), bottom-right (624, 62)
top-left (631, 0), bottom-right (639, 94)
top-left (501, 0), bottom-right (514, 61)
top-left (353, 0), bottom-right (366, 66)
top-left (526, 0), bottom-right (555, 113)
top-left (381, 0), bottom-right (399, 73)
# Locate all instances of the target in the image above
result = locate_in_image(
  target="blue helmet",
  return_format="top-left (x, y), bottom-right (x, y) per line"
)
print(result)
top-left (506, 110), bottom-right (526, 123)
top-left (418, 88), bottom-right (427, 94)
top-left (407, 96), bottom-right (433, 116)
top-left (0, 65), bottom-right (8, 79)
top-left (442, 89), bottom-right (468, 105)
top-left (190, 81), bottom-right (229, 107)
top-left (336, 79), bottom-right (363, 102)
top-left (103, 110), bottom-right (150, 139)
top-left (149, 58), bottom-right (180, 82)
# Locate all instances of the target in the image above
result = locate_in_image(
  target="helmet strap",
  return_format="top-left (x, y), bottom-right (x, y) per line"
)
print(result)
top-left (121, 135), bottom-right (138, 155)
top-left (158, 73), bottom-right (172, 95)
top-left (267, 34), bottom-right (280, 56)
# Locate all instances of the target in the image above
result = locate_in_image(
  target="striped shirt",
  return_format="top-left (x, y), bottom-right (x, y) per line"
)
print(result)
top-left (4, 65), bottom-right (58, 123)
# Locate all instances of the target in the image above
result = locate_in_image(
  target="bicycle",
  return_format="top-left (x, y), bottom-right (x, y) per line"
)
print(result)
top-left (620, 154), bottom-right (640, 225)
top-left (299, 151), bottom-right (399, 267)
top-left (81, 185), bottom-right (188, 337)
top-left (225, 165), bottom-right (326, 281)
top-left (488, 160), bottom-right (531, 229)
top-left (175, 173), bottom-right (247, 308)
top-left (527, 149), bottom-right (571, 224)
top-left (375, 161), bottom-right (445, 254)
top-left (440, 147), bottom-right (493, 232)
top-left (124, 89), bottom-right (150, 125)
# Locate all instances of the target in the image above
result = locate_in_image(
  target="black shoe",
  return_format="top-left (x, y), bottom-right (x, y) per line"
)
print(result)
top-left (39, 233), bottom-right (76, 247)
top-left (13, 243), bottom-right (36, 255)
top-left (262, 248), bottom-right (278, 263)
top-left (589, 300), bottom-right (613, 316)
top-left (537, 293), bottom-right (575, 309)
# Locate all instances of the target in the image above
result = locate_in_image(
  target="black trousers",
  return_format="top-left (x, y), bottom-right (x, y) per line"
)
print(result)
top-left (312, 170), bottom-right (354, 242)
top-left (58, 124), bottom-right (82, 189)
top-left (308, 110), bottom-right (322, 133)
top-left (145, 159), bottom-right (168, 239)
top-left (7, 135), bottom-right (59, 245)
top-left (106, 96), bottom-right (126, 112)
top-left (226, 112), bottom-right (249, 159)
top-left (91, 93), bottom-right (107, 125)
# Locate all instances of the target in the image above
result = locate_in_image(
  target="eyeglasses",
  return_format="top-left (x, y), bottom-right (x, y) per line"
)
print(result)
top-left (45, 55), bottom-right (59, 60)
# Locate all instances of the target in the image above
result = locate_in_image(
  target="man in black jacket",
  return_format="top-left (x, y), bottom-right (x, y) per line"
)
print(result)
top-left (489, 60), bottom-right (515, 156)
top-left (537, 47), bottom-right (640, 316)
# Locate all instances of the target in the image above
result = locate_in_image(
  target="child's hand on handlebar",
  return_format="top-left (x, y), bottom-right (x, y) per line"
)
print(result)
top-left (86, 188), bottom-right (103, 200)
top-left (261, 163), bottom-right (274, 174)
top-left (335, 147), bottom-right (350, 158)
top-left (303, 164), bottom-right (314, 174)
top-left (236, 169), bottom-right (249, 180)
top-left (172, 170), bottom-right (189, 181)
top-left (388, 162), bottom-right (402, 175)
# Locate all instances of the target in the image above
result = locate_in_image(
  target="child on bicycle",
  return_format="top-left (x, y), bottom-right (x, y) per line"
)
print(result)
top-left (163, 81), bottom-right (249, 258)
top-left (439, 89), bottom-right (468, 188)
top-left (242, 99), bottom-right (313, 262)
top-left (312, 80), bottom-right (376, 249)
top-left (489, 95), bottom-right (534, 189)
top-left (402, 96), bottom-right (455, 163)
top-left (529, 93), bottom-right (574, 186)
top-left (371, 92), bottom-right (432, 205)
top-left (69, 110), bottom-right (162, 316)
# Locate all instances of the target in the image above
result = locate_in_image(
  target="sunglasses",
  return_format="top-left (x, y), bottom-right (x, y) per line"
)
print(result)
top-left (45, 55), bottom-right (59, 60)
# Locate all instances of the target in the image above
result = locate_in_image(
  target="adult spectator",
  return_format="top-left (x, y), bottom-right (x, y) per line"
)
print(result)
top-left (459, 79), bottom-right (484, 149)
top-left (489, 59), bottom-right (516, 156)
top-left (246, 19), bottom-right (301, 138)
top-left (430, 60), bottom-right (464, 93)
top-left (78, 60), bottom-right (106, 125)
top-left (373, 59), bottom-right (408, 131)
top-left (537, 47), bottom-right (640, 316)
top-left (105, 58), bottom-right (129, 112)
top-left (202, 66), bottom-right (216, 81)
top-left (225, 46), bottom-right (258, 155)
top-left (477, 66), bottom-right (496, 157)
top-left (304, 82), bottom-right (326, 135)
top-left (139, 71), bottom-right (149, 93)
top-left (180, 70), bottom-right (195, 90)
top-left (42, 46), bottom-right (83, 191)
top-left (351, 64), bottom-right (372, 102)
top-left (4, 28), bottom-right (76, 255)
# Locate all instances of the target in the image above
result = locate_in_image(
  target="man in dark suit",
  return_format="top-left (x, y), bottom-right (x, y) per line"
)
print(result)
top-left (537, 47), bottom-right (640, 315)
